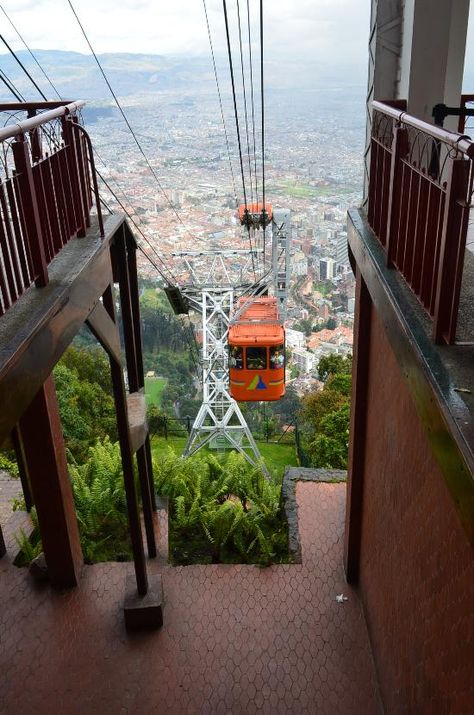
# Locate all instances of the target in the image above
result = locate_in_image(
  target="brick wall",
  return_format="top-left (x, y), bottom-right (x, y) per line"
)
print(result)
top-left (357, 307), bottom-right (474, 712)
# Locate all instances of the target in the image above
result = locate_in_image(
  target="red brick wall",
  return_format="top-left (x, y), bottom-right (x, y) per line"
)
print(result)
top-left (357, 307), bottom-right (474, 712)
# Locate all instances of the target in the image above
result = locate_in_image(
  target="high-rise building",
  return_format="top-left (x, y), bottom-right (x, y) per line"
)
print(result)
top-left (319, 257), bottom-right (336, 280)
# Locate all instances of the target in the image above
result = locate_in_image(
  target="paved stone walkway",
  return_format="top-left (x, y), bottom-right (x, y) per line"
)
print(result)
top-left (0, 482), bottom-right (382, 714)
top-left (0, 471), bottom-right (22, 525)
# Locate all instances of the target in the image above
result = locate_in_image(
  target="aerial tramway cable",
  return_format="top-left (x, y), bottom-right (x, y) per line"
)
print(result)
top-left (0, 4), bottom-right (62, 100)
top-left (222, 0), bottom-right (257, 279)
top-left (0, 34), bottom-right (48, 101)
top-left (236, 0), bottom-right (254, 206)
top-left (67, 0), bottom-right (200, 244)
top-left (202, 0), bottom-right (238, 209)
top-left (259, 0), bottom-right (266, 265)
top-left (0, 33), bottom-right (178, 290)
top-left (246, 0), bottom-right (259, 212)
top-left (222, 0), bottom-right (248, 211)
top-left (0, 24), bottom-right (201, 373)
top-left (0, 68), bottom-right (25, 102)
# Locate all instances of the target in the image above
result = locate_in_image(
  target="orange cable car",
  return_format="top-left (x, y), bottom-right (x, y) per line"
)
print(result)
top-left (228, 297), bottom-right (285, 402)
top-left (238, 202), bottom-right (272, 229)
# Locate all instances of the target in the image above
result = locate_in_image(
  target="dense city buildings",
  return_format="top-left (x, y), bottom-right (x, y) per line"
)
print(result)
top-left (87, 85), bottom-right (363, 389)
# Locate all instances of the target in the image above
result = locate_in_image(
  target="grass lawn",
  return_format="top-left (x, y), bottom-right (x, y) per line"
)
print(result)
top-left (150, 435), bottom-right (297, 481)
top-left (145, 377), bottom-right (167, 406)
top-left (270, 180), bottom-right (354, 200)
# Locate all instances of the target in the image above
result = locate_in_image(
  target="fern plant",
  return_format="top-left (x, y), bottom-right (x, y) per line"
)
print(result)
top-left (69, 438), bottom-right (131, 563)
top-left (154, 448), bottom-right (289, 566)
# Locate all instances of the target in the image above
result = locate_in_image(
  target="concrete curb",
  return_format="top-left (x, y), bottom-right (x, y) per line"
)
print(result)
top-left (282, 466), bottom-right (347, 563)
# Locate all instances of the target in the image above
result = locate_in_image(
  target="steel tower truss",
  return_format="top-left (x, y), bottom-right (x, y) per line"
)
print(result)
top-left (172, 212), bottom-right (291, 475)
top-left (181, 284), bottom-right (265, 471)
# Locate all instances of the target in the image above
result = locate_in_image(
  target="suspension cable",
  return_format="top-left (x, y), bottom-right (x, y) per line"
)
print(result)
top-left (260, 0), bottom-right (266, 265)
top-left (96, 168), bottom-right (176, 285)
top-left (222, 0), bottom-right (248, 209)
top-left (0, 5), bottom-right (62, 99)
top-left (0, 68), bottom-right (25, 102)
top-left (222, 0), bottom-right (257, 280)
top-left (96, 171), bottom-right (200, 373)
top-left (246, 0), bottom-right (258, 210)
top-left (236, 0), bottom-right (254, 205)
top-left (67, 0), bottom-right (199, 243)
top-left (0, 34), bottom-right (48, 100)
top-left (202, 0), bottom-right (238, 209)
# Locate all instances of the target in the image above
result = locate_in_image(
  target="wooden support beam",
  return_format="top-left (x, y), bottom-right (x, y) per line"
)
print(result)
top-left (86, 300), bottom-right (121, 363)
top-left (115, 230), bottom-right (157, 545)
top-left (103, 285), bottom-right (149, 595)
top-left (124, 227), bottom-right (157, 511)
top-left (127, 392), bottom-right (148, 453)
top-left (0, 229), bottom-right (114, 446)
top-left (18, 375), bottom-right (83, 588)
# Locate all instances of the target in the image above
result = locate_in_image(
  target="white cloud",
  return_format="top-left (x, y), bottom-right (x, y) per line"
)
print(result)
top-left (0, 0), bottom-right (370, 70)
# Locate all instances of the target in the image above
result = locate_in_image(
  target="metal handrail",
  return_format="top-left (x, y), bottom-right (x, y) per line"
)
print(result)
top-left (372, 100), bottom-right (474, 158)
top-left (0, 100), bottom-right (86, 141)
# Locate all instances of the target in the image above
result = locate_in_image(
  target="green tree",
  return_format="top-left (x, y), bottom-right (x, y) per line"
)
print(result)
top-left (270, 385), bottom-right (301, 425)
top-left (317, 354), bottom-right (352, 381)
top-left (299, 359), bottom-right (352, 470)
top-left (299, 388), bottom-right (346, 433)
top-left (54, 349), bottom-right (117, 462)
top-left (147, 404), bottom-right (169, 437)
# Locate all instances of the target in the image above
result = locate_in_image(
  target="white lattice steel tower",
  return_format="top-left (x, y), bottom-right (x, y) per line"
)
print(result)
top-left (172, 210), bottom-right (291, 472)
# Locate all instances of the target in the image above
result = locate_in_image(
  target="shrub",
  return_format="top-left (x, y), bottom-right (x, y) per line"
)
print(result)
top-left (69, 438), bottom-right (131, 563)
top-left (154, 449), bottom-right (289, 565)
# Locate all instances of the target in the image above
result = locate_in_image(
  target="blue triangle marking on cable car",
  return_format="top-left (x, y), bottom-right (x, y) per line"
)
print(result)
top-left (256, 375), bottom-right (267, 389)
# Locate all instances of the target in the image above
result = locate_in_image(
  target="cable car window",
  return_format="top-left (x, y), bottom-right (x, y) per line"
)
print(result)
top-left (246, 347), bottom-right (267, 370)
top-left (229, 346), bottom-right (243, 369)
top-left (270, 345), bottom-right (285, 369)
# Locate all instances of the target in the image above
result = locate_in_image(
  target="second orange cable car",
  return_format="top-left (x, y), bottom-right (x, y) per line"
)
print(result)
top-left (228, 296), bottom-right (285, 402)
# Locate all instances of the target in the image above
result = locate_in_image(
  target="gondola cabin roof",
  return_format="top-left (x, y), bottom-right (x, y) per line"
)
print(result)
top-left (229, 297), bottom-right (283, 346)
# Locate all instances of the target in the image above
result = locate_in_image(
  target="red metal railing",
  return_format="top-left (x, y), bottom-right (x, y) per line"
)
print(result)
top-left (368, 100), bottom-right (474, 344)
top-left (0, 101), bottom-right (103, 318)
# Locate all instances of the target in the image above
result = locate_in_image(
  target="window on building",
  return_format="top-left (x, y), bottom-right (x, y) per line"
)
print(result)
top-left (246, 347), bottom-right (267, 370)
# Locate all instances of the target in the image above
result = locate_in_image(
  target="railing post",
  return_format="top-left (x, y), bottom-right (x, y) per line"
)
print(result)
top-left (11, 134), bottom-right (48, 287)
top-left (385, 124), bottom-right (409, 268)
top-left (27, 109), bottom-right (42, 163)
top-left (61, 116), bottom-right (86, 237)
top-left (432, 157), bottom-right (470, 344)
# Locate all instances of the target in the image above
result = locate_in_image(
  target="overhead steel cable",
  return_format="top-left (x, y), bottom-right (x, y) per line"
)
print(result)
top-left (96, 173), bottom-right (200, 373)
top-left (202, 0), bottom-right (238, 209)
top-left (246, 0), bottom-right (258, 210)
top-left (0, 5), bottom-right (62, 99)
top-left (0, 18), bottom-right (201, 376)
top-left (96, 168), bottom-right (177, 286)
top-left (67, 0), bottom-right (199, 243)
top-left (0, 37), bottom-right (175, 286)
top-left (259, 0), bottom-right (266, 265)
top-left (0, 34), bottom-right (48, 100)
top-left (0, 68), bottom-right (25, 102)
top-left (222, 0), bottom-right (256, 280)
top-left (95, 171), bottom-right (200, 374)
top-left (235, 0), bottom-right (254, 205)
top-left (222, 0), bottom-right (248, 210)
top-left (0, 33), bottom-right (182, 293)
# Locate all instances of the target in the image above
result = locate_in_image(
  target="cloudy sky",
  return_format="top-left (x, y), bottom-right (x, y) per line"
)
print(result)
top-left (2, 0), bottom-right (473, 90)
top-left (1, 0), bottom-right (371, 69)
